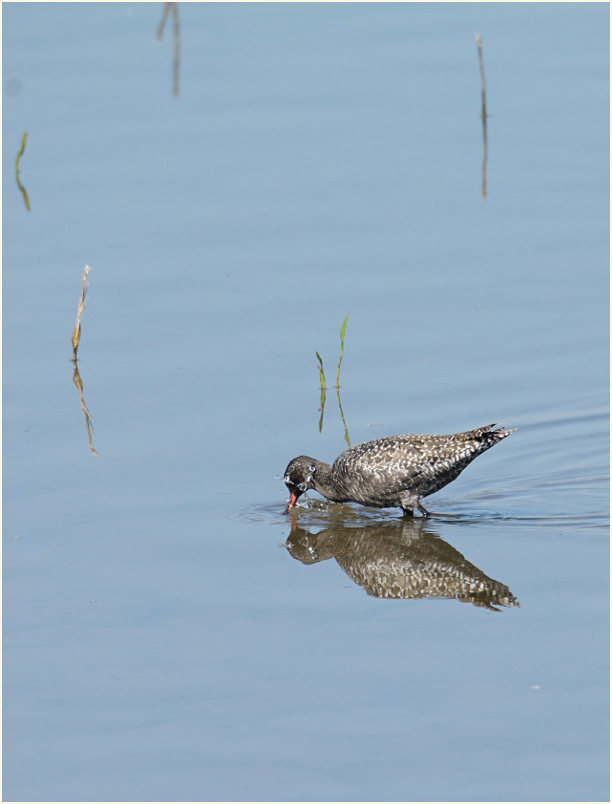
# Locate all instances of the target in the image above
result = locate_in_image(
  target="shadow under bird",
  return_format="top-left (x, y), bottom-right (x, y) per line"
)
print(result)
top-left (283, 423), bottom-right (516, 516)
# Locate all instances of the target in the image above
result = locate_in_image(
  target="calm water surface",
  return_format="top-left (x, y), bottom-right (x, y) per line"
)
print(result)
top-left (3, 3), bottom-right (609, 802)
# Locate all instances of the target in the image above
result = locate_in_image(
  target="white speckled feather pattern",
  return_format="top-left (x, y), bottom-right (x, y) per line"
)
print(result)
top-left (284, 424), bottom-right (516, 515)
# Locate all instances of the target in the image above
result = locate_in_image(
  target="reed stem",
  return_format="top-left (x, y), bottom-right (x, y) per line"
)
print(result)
top-left (72, 265), bottom-right (91, 356)
top-left (335, 314), bottom-right (350, 389)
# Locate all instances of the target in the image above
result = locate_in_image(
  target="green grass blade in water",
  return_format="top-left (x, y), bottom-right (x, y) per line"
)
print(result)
top-left (335, 314), bottom-right (350, 389)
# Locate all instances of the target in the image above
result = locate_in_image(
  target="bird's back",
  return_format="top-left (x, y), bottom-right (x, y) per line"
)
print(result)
top-left (330, 425), bottom-right (514, 507)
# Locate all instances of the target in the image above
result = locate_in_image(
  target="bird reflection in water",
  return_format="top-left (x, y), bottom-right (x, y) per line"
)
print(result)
top-left (285, 516), bottom-right (518, 612)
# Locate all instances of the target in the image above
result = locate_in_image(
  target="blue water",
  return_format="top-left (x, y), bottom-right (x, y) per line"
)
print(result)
top-left (3, 3), bottom-right (609, 801)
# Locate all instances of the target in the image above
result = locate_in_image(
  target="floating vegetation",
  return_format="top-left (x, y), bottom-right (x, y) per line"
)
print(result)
top-left (71, 265), bottom-right (97, 454)
top-left (15, 131), bottom-right (30, 211)
top-left (475, 33), bottom-right (488, 201)
top-left (157, 2), bottom-right (181, 97)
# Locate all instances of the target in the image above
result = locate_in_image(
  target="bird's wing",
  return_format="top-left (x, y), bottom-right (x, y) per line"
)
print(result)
top-left (333, 436), bottom-right (441, 494)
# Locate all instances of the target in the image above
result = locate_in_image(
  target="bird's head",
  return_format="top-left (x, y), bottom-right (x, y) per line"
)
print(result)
top-left (283, 456), bottom-right (316, 512)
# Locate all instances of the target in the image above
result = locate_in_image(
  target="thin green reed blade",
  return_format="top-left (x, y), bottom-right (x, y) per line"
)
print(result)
top-left (336, 386), bottom-right (351, 447)
top-left (318, 386), bottom-right (327, 433)
top-left (335, 314), bottom-right (350, 389)
top-left (316, 351), bottom-right (326, 390)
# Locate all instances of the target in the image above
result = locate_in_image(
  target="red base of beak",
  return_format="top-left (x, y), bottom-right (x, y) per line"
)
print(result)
top-left (285, 492), bottom-right (298, 513)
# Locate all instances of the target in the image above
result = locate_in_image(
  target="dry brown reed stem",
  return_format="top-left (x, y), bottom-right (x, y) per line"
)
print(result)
top-left (475, 34), bottom-right (487, 119)
top-left (72, 265), bottom-right (91, 356)
top-left (475, 33), bottom-right (489, 201)
top-left (71, 265), bottom-right (97, 453)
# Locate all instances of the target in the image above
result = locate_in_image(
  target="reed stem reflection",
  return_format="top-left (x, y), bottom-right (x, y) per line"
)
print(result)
top-left (15, 131), bottom-right (30, 212)
top-left (157, 2), bottom-right (181, 97)
top-left (475, 33), bottom-right (488, 201)
top-left (72, 359), bottom-right (98, 455)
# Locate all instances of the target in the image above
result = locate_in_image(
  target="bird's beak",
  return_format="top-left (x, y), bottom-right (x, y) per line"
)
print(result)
top-left (285, 491), bottom-right (298, 513)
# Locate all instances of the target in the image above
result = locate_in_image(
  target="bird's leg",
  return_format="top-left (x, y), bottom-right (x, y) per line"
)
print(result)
top-left (417, 502), bottom-right (431, 518)
top-left (401, 507), bottom-right (415, 517)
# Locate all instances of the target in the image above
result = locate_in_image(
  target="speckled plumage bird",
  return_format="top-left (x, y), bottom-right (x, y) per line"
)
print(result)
top-left (284, 423), bottom-right (516, 516)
